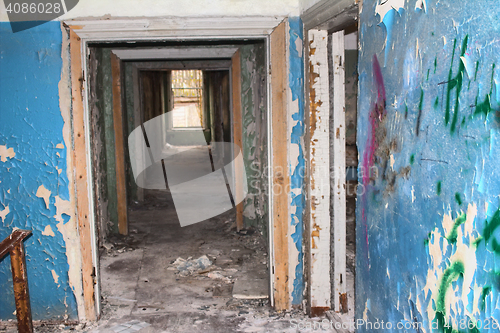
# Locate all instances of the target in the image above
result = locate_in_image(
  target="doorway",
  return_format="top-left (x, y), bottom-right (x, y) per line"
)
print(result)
top-left (85, 40), bottom-right (272, 327)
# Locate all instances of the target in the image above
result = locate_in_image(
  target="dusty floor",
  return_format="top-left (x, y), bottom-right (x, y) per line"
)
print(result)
top-left (1, 188), bottom-right (356, 333)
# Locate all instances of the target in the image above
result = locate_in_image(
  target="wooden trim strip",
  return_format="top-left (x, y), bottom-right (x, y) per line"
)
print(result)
top-left (69, 28), bottom-right (96, 321)
top-left (270, 20), bottom-right (290, 311)
top-left (231, 50), bottom-right (245, 232)
top-left (111, 52), bottom-right (128, 235)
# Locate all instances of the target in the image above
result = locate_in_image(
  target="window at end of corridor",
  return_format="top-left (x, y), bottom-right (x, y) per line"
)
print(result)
top-left (171, 70), bottom-right (203, 128)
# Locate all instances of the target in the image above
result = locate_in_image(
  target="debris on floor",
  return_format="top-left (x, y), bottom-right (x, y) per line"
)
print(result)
top-left (169, 255), bottom-right (212, 276)
top-left (109, 320), bottom-right (150, 333)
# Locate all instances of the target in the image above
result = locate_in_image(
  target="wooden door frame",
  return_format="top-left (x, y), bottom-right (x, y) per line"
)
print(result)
top-left (65, 16), bottom-right (294, 320)
top-left (302, 0), bottom-right (358, 316)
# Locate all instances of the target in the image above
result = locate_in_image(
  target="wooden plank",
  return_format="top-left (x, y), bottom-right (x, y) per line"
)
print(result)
top-left (307, 29), bottom-right (331, 315)
top-left (111, 52), bottom-right (128, 236)
top-left (270, 20), bottom-right (289, 311)
top-left (331, 30), bottom-right (347, 313)
top-left (69, 28), bottom-right (96, 320)
top-left (231, 50), bottom-right (244, 232)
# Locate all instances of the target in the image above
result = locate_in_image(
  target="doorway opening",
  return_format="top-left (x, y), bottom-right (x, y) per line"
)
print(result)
top-left (171, 70), bottom-right (204, 129)
top-left (86, 40), bottom-right (273, 328)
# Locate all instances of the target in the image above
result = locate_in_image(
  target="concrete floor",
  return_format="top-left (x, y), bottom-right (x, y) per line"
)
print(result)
top-left (92, 188), bottom-right (355, 333)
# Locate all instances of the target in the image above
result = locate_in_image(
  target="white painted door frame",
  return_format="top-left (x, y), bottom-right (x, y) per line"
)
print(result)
top-left (302, 0), bottom-right (357, 316)
top-left (65, 16), bottom-right (283, 319)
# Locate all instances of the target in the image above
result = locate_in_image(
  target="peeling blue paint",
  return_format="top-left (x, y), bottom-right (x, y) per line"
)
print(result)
top-left (288, 17), bottom-right (305, 306)
top-left (357, 1), bottom-right (500, 331)
top-left (0, 22), bottom-right (78, 320)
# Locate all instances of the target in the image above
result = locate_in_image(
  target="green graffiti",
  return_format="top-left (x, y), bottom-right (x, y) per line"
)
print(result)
top-left (445, 36), bottom-right (468, 135)
top-left (433, 261), bottom-right (466, 332)
top-left (424, 232), bottom-right (432, 246)
top-left (434, 57), bottom-right (438, 74)
top-left (478, 209), bottom-right (500, 255)
top-left (427, 68), bottom-right (430, 81)
top-left (437, 261), bottom-right (465, 312)
top-left (455, 193), bottom-right (463, 206)
top-left (437, 181), bottom-right (442, 195)
top-left (434, 96), bottom-right (439, 109)
top-left (447, 213), bottom-right (466, 244)
top-left (474, 94), bottom-right (493, 117)
top-left (410, 154), bottom-right (415, 165)
top-left (433, 261), bottom-right (465, 331)
top-left (417, 89), bottom-right (424, 136)
top-left (473, 64), bottom-right (496, 118)
top-left (468, 61), bottom-right (480, 90)
top-left (480, 286), bottom-right (491, 311)
top-left (405, 103), bottom-right (409, 119)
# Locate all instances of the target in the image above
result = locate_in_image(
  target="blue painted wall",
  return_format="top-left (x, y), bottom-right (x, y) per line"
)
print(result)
top-left (357, 1), bottom-right (500, 331)
top-left (0, 22), bottom-right (78, 320)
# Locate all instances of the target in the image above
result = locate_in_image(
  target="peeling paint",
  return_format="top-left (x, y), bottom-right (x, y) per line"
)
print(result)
top-left (288, 17), bottom-right (305, 306)
top-left (0, 145), bottom-right (16, 162)
top-left (0, 22), bottom-right (79, 321)
top-left (357, 1), bottom-right (500, 330)
top-left (42, 225), bottom-right (55, 237)
top-left (36, 185), bottom-right (52, 209)
top-left (51, 269), bottom-right (60, 285)
top-left (0, 205), bottom-right (10, 221)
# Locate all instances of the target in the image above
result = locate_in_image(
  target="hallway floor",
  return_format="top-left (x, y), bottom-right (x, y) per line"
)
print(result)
top-left (92, 189), bottom-right (355, 332)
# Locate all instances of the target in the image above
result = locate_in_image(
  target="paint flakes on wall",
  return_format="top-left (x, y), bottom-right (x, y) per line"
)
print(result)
top-left (51, 269), bottom-right (60, 285)
top-left (0, 21), bottom-right (79, 320)
top-left (0, 145), bottom-right (16, 162)
top-left (36, 185), bottom-right (52, 209)
top-left (0, 205), bottom-right (10, 221)
top-left (42, 225), bottom-right (55, 237)
top-left (288, 17), bottom-right (305, 306)
top-left (424, 204), bottom-right (481, 331)
top-left (357, 0), bottom-right (500, 330)
top-left (375, 0), bottom-right (405, 22)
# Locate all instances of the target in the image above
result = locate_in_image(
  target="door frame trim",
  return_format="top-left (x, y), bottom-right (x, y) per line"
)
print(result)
top-left (65, 15), bottom-right (288, 319)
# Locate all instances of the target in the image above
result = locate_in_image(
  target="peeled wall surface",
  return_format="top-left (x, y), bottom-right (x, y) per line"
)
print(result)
top-left (356, 0), bottom-right (500, 331)
top-left (239, 43), bottom-right (268, 232)
top-left (0, 22), bottom-right (78, 320)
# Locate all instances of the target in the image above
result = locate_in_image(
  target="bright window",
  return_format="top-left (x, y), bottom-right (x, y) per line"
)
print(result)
top-left (171, 70), bottom-right (203, 128)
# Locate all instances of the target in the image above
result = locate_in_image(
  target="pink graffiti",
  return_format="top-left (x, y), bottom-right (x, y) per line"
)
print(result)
top-left (361, 55), bottom-right (386, 267)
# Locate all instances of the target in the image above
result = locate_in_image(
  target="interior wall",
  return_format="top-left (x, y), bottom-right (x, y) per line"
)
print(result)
top-left (0, 22), bottom-right (81, 320)
top-left (239, 43), bottom-right (269, 234)
top-left (90, 48), bottom-right (120, 235)
top-left (123, 62), bottom-right (139, 203)
top-left (357, 0), bottom-right (500, 331)
top-left (89, 47), bottom-right (111, 245)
